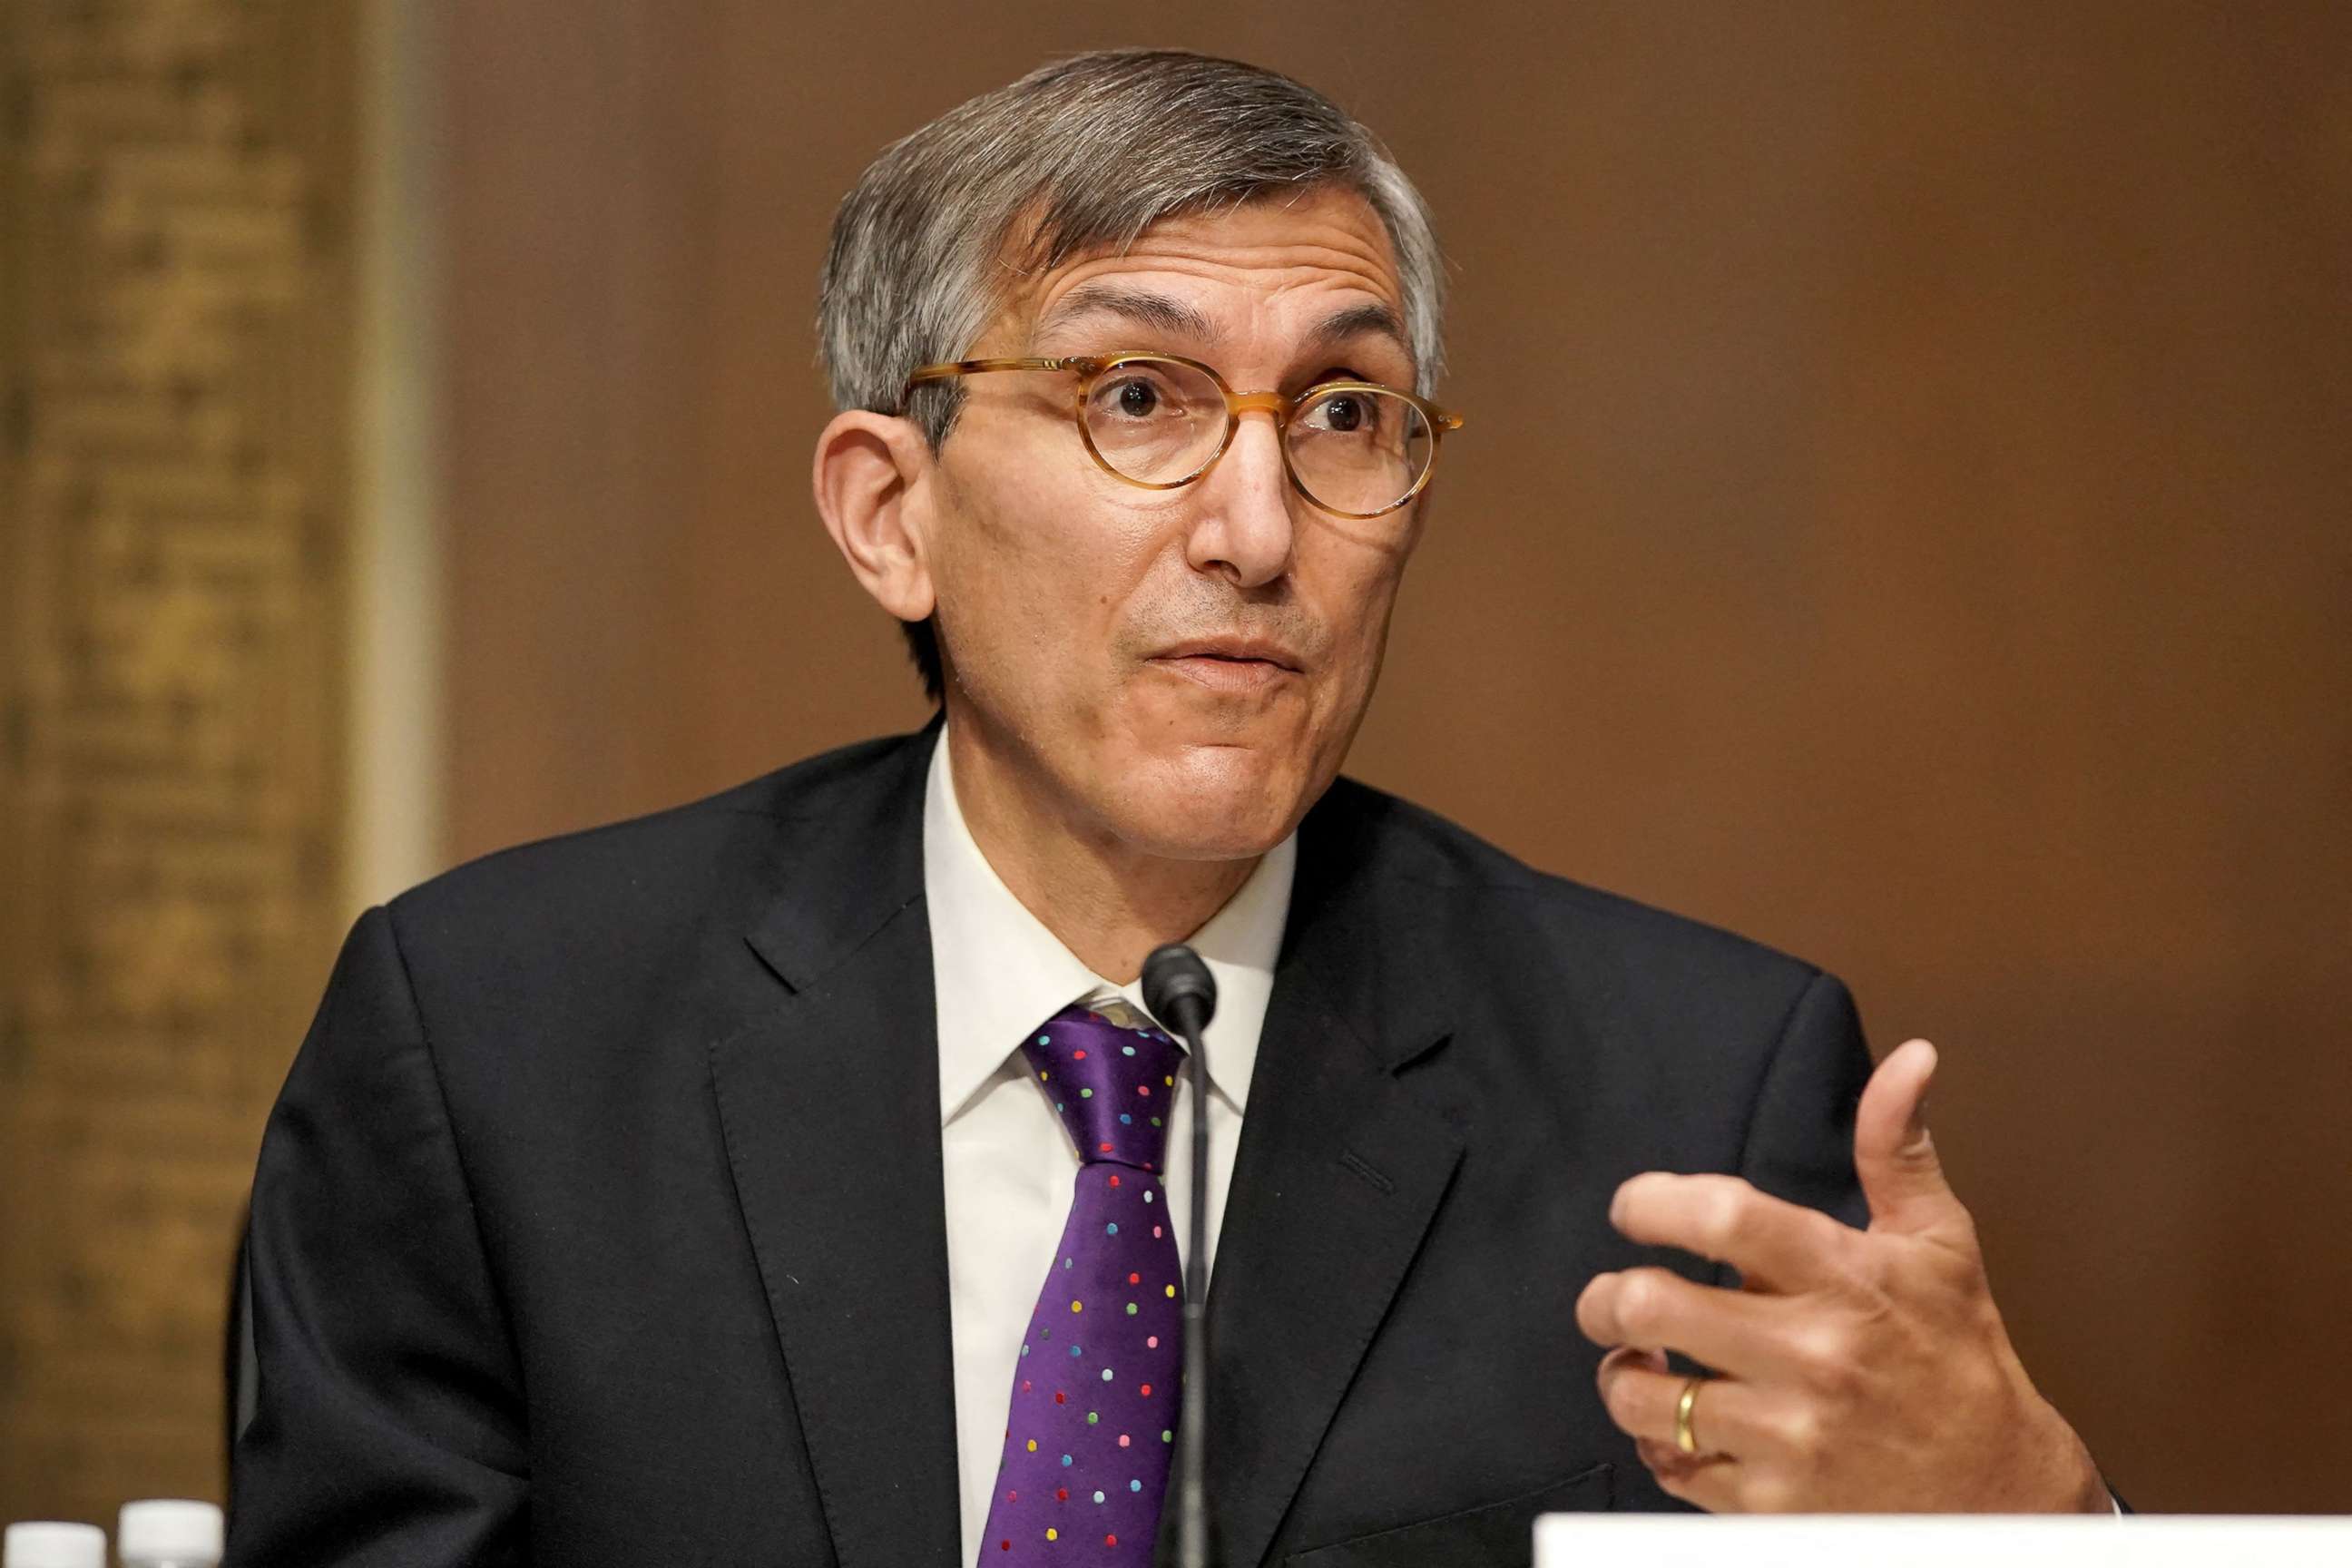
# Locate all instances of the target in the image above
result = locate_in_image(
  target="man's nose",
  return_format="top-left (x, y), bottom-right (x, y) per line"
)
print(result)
top-left (1185, 399), bottom-right (1297, 589)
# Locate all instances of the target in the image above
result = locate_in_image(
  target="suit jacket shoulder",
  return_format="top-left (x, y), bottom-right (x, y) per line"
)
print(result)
top-left (386, 728), bottom-right (920, 951)
top-left (1310, 770), bottom-right (1826, 985)
top-left (376, 727), bottom-right (934, 1064)
top-left (1297, 774), bottom-right (1858, 1172)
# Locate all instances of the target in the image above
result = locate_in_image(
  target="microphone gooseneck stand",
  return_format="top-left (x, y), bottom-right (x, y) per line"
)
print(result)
top-left (1142, 943), bottom-right (1220, 1568)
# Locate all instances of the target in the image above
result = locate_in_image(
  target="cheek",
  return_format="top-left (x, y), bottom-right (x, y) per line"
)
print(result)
top-left (931, 460), bottom-right (1159, 695)
top-left (936, 529), bottom-right (1073, 692)
top-left (1309, 552), bottom-right (1410, 696)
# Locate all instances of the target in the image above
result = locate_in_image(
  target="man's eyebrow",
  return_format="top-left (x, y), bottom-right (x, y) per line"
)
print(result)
top-left (1030, 284), bottom-right (1222, 348)
top-left (1303, 300), bottom-right (1412, 362)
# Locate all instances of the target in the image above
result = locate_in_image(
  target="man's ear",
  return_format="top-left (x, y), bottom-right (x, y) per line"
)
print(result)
top-left (812, 410), bottom-right (938, 623)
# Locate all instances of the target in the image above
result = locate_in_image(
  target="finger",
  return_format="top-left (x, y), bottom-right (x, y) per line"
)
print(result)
top-left (1636, 1436), bottom-right (1796, 1513)
top-left (1595, 1352), bottom-right (1772, 1460)
top-left (1604, 1344), bottom-right (1671, 1378)
top-left (1634, 1435), bottom-right (1737, 1504)
top-left (1853, 1038), bottom-right (1970, 1240)
top-left (1609, 1172), bottom-right (1855, 1292)
top-left (1575, 1266), bottom-right (1815, 1381)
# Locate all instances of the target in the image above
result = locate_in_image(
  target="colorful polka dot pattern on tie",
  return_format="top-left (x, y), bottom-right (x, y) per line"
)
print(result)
top-left (977, 1003), bottom-right (1187, 1565)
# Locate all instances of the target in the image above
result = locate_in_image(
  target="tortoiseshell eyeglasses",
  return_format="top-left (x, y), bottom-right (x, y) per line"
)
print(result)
top-left (903, 351), bottom-right (1465, 521)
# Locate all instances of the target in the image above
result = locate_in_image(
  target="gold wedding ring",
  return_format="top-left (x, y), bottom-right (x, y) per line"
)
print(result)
top-left (1673, 1375), bottom-right (1707, 1455)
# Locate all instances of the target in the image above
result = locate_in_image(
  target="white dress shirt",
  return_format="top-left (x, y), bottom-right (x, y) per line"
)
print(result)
top-left (925, 727), bottom-right (1295, 1567)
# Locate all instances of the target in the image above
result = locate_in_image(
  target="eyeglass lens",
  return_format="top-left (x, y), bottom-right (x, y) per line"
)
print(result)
top-left (1081, 359), bottom-right (1433, 515)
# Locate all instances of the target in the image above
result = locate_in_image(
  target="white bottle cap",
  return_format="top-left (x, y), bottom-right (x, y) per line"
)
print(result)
top-left (113, 1502), bottom-right (221, 1565)
top-left (3, 1523), bottom-right (107, 1568)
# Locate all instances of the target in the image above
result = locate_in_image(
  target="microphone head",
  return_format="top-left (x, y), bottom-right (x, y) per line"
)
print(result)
top-left (1142, 943), bottom-right (1217, 1031)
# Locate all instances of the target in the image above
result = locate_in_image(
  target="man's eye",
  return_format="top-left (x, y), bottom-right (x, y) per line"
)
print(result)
top-left (1304, 392), bottom-right (1376, 434)
top-left (1093, 376), bottom-right (1170, 419)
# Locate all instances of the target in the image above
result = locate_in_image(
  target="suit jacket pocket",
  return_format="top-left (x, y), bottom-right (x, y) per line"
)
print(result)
top-left (1282, 1463), bottom-right (1613, 1568)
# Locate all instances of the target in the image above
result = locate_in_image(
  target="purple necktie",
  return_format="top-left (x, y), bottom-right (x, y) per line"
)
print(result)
top-left (976, 1000), bottom-right (1188, 1564)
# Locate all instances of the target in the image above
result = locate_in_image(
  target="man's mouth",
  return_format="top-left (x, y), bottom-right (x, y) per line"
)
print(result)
top-left (1152, 638), bottom-right (1303, 672)
top-left (1148, 640), bottom-right (1303, 691)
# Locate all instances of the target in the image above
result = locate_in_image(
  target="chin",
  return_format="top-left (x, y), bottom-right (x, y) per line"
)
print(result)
top-left (1109, 740), bottom-right (1318, 862)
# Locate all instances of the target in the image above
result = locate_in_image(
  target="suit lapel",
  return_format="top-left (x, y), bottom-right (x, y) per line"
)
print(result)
top-left (710, 725), bottom-right (963, 1568)
top-left (1188, 788), bottom-right (1467, 1568)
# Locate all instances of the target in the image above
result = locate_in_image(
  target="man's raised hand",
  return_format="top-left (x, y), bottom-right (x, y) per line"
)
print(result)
top-left (1573, 1039), bottom-right (2108, 1513)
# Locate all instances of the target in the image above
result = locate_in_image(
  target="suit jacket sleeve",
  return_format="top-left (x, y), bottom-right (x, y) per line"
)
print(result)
top-left (230, 906), bottom-right (528, 1565)
top-left (1734, 970), bottom-right (1874, 1235)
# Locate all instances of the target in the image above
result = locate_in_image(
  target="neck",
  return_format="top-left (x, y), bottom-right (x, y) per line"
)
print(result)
top-left (945, 711), bottom-right (1257, 984)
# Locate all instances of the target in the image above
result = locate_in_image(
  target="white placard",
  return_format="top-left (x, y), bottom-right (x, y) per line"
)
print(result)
top-left (1534, 1514), bottom-right (2352, 1566)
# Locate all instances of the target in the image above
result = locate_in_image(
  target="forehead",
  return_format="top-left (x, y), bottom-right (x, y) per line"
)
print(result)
top-left (995, 186), bottom-right (1407, 354)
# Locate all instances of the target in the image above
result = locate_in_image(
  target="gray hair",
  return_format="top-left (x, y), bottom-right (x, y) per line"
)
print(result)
top-left (816, 48), bottom-right (1448, 696)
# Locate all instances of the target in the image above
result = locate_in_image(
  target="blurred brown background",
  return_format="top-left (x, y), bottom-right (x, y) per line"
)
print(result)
top-left (4, 0), bottom-right (2347, 1532)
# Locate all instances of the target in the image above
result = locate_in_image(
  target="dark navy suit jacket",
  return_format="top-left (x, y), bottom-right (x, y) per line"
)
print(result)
top-left (229, 722), bottom-right (1872, 1566)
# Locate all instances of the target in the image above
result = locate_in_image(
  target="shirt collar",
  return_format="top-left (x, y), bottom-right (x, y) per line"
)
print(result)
top-left (924, 724), bottom-right (1293, 1128)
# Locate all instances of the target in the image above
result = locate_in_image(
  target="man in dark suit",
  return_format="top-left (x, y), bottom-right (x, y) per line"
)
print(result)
top-left (230, 49), bottom-right (2105, 1566)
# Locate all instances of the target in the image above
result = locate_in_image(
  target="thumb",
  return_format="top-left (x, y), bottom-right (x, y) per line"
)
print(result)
top-left (1853, 1038), bottom-right (1967, 1237)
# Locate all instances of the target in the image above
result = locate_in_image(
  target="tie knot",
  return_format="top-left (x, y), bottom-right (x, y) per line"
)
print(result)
top-left (1020, 1002), bottom-right (1186, 1171)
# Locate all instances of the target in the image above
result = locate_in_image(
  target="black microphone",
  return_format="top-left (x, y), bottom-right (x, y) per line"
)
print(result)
top-left (1142, 943), bottom-right (1219, 1568)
